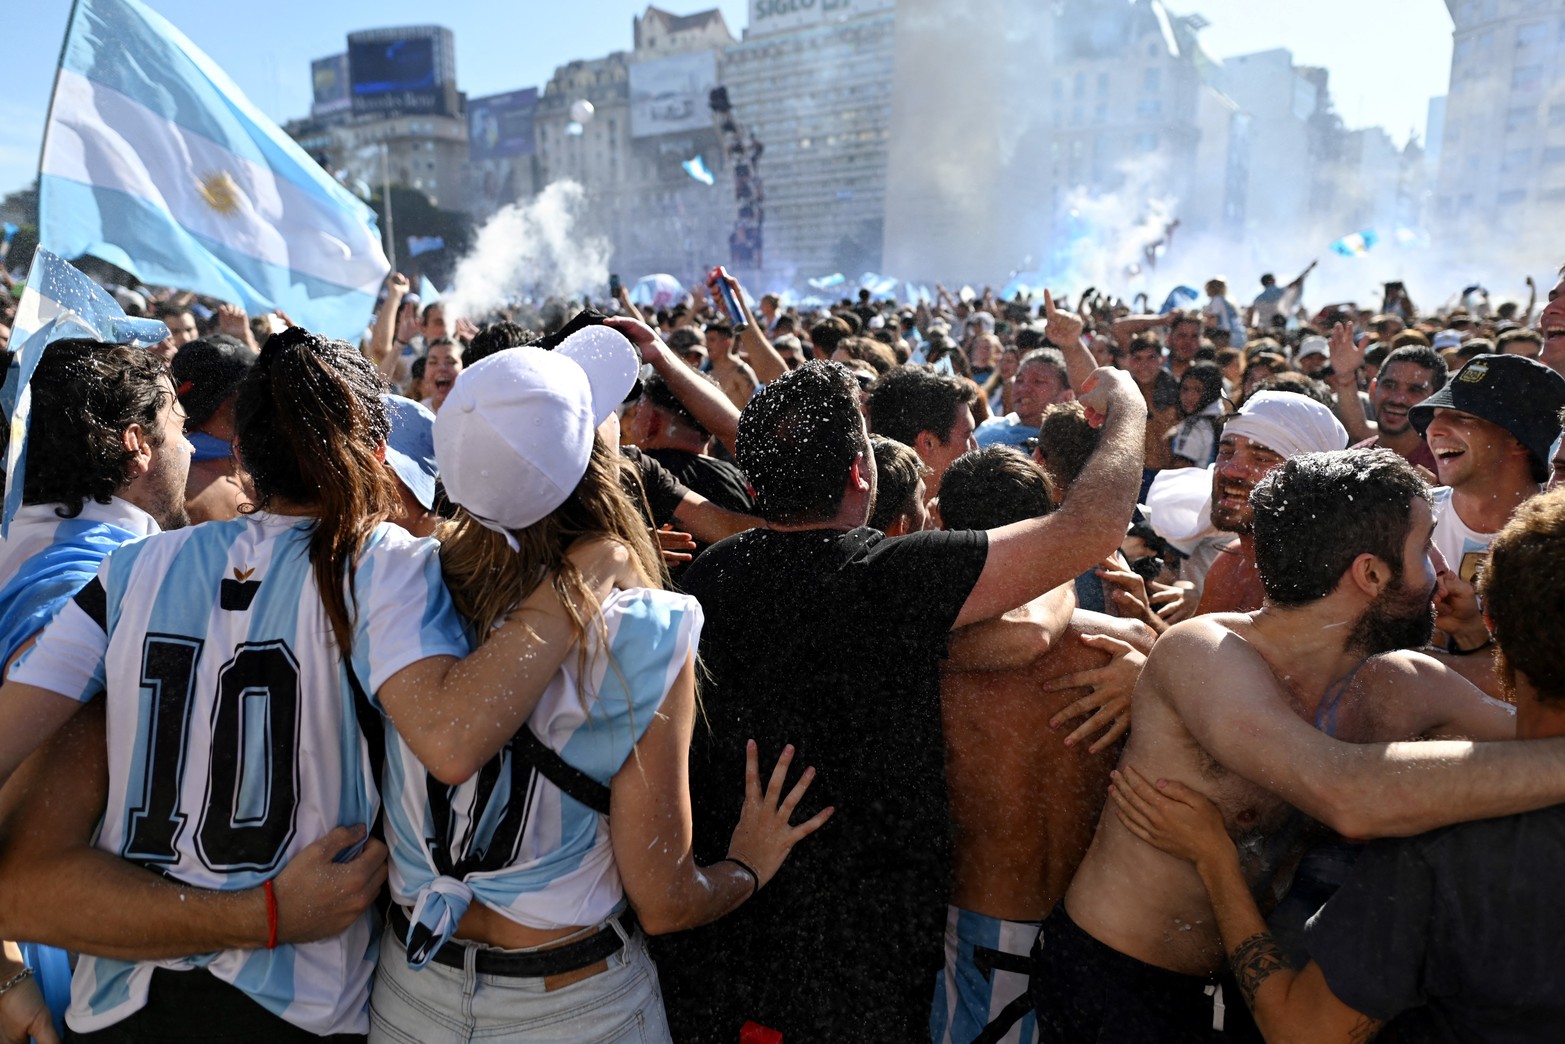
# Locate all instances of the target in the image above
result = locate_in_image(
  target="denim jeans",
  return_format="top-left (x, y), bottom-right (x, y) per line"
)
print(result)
top-left (368, 920), bottom-right (672, 1044)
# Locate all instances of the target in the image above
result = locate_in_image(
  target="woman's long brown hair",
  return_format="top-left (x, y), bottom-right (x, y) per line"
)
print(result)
top-left (234, 327), bottom-right (397, 652)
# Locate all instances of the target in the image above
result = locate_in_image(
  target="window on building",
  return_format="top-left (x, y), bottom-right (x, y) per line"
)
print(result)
top-left (1544, 145), bottom-right (1565, 164)
top-left (1507, 104), bottom-right (1536, 131)
top-left (1097, 72), bottom-right (1110, 96)
top-left (1517, 21), bottom-right (1550, 46)
top-left (1073, 72), bottom-right (1085, 99)
top-left (1551, 102), bottom-right (1565, 125)
top-left (1497, 188), bottom-right (1528, 205)
top-left (1072, 105), bottom-right (1084, 126)
top-left (1143, 68), bottom-right (1160, 92)
top-left (1135, 131), bottom-right (1159, 152)
top-left (1137, 98), bottom-right (1162, 118)
top-left (1502, 147), bottom-right (1531, 172)
top-left (1095, 103), bottom-right (1108, 123)
top-left (1513, 64), bottom-right (1544, 91)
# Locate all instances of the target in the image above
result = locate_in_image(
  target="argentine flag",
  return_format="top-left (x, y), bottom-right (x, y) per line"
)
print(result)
top-left (2, 247), bottom-right (168, 535)
top-left (38, 0), bottom-right (389, 341)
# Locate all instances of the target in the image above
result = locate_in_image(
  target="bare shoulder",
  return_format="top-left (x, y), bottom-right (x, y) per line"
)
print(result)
top-left (1353, 649), bottom-right (1484, 699)
top-left (1148, 613), bottom-right (1254, 666)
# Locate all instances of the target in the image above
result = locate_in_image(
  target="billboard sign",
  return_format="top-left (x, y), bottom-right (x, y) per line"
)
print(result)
top-left (629, 51), bottom-right (718, 138)
top-left (311, 54), bottom-right (350, 117)
top-left (349, 36), bottom-right (440, 115)
top-left (468, 89), bottom-right (538, 160)
top-left (748, 0), bottom-right (894, 36)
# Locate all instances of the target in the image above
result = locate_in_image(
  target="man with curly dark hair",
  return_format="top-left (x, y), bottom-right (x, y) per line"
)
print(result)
top-left (0, 340), bottom-right (190, 665)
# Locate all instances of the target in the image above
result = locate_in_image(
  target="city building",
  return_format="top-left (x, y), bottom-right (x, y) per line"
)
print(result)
top-left (531, 6), bottom-right (735, 282)
top-left (719, 0), bottom-right (897, 288)
top-left (287, 27), bottom-right (469, 215)
top-left (883, 0), bottom-right (1242, 286)
top-left (1433, 0), bottom-right (1565, 265)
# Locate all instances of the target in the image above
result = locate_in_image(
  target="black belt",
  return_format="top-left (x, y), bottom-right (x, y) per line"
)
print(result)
top-left (387, 903), bottom-right (635, 978)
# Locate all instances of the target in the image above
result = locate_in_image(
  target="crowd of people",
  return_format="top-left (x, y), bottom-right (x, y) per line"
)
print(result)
top-left (0, 256), bottom-right (1563, 1044)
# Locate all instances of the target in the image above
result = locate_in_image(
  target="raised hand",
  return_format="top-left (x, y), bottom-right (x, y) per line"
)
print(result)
top-left (1043, 288), bottom-right (1085, 348)
top-left (1327, 320), bottom-right (1363, 385)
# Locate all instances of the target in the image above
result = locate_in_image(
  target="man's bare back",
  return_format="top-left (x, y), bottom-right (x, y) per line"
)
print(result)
top-left (1063, 611), bottom-right (1516, 975)
top-left (943, 606), bottom-right (1153, 920)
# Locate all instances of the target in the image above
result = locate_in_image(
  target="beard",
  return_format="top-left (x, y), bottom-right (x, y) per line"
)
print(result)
top-left (1347, 573), bottom-right (1436, 657)
top-left (1209, 475), bottom-right (1254, 534)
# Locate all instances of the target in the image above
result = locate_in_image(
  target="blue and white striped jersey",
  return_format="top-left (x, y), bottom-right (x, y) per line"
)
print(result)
top-left (11, 512), bottom-right (470, 1035)
top-left (381, 587), bottom-right (701, 960)
top-left (0, 498), bottom-right (158, 664)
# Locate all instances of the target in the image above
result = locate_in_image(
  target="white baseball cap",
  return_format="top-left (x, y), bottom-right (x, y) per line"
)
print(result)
top-left (434, 325), bottom-right (638, 541)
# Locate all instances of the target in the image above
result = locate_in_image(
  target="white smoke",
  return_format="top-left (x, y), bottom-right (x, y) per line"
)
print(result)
top-left (441, 180), bottom-right (610, 321)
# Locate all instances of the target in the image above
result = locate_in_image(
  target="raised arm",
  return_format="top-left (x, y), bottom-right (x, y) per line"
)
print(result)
top-left (1162, 620), bottom-right (1565, 839)
top-left (0, 700), bottom-right (384, 958)
top-left (1042, 289), bottom-right (1097, 392)
top-left (955, 367), bottom-right (1145, 628)
top-left (1324, 321), bottom-right (1374, 442)
top-left (367, 273), bottom-right (409, 379)
top-left (609, 652), bottom-right (831, 934)
top-left (376, 537), bottom-right (641, 784)
top-left (713, 269), bottom-right (789, 387)
top-left (607, 317), bottom-right (741, 456)
top-left (1110, 311), bottom-right (1174, 351)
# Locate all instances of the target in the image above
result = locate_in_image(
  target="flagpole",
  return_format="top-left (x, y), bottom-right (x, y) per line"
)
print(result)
top-left (382, 143), bottom-right (397, 274)
top-left (35, 0), bottom-right (84, 266)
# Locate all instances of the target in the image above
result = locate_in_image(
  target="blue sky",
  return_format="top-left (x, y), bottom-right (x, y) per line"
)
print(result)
top-left (0, 0), bottom-right (1452, 199)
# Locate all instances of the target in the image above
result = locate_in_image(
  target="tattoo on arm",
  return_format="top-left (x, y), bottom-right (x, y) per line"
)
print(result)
top-left (1229, 931), bottom-right (1291, 1008)
top-left (1348, 1013), bottom-right (1385, 1043)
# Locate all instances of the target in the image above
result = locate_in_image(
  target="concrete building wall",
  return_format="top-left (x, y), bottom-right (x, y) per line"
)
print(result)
top-left (719, 0), bottom-right (897, 288)
top-left (1436, 0), bottom-right (1565, 233)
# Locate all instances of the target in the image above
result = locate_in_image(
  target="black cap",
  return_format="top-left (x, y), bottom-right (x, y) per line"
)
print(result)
top-left (171, 335), bottom-right (254, 428)
top-left (1409, 353), bottom-right (1565, 479)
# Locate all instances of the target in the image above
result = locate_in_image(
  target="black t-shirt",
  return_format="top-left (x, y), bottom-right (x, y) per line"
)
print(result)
top-left (654, 525), bottom-right (989, 1043)
top-left (618, 445), bottom-right (687, 528)
top-left (643, 448), bottom-right (753, 515)
top-left (1305, 805), bottom-right (1565, 1042)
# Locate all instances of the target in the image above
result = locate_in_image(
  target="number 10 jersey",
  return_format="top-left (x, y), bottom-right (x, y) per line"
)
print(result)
top-left (12, 512), bottom-right (470, 1036)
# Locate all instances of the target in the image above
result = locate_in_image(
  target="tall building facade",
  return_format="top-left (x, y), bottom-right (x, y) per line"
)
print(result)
top-left (287, 26), bottom-right (469, 214)
top-left (531, 7), bottom-right (736, 282)
top-left (719, 0), bottom-right (897, 287)
top-left (1434, 0), bottom-right (1565, 255)
top-left (883, 0), bottom-right (1245, 286)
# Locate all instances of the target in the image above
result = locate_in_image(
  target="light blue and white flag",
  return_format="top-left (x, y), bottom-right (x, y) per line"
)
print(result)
top-left (1159, 285), bottom-right (1200, 314)
top-left (1329, 229), bottom-right (1379, 258)
top-left (418, 275), bottom-right (442, 304)
top-left (681, 155), bottom-right (715, 186)
top-left (38, 0), bottom-right (389, 342)
top-left (406, 235), bottom-right (445, 258)
top-left (1, 247), bottom-right (168, 535)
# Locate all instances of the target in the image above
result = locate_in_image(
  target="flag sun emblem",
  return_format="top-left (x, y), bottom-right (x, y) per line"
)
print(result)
top-left (197, 170), bottom-right (242, 215)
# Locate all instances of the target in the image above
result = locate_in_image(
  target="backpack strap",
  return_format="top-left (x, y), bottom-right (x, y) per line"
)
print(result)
top-left (514, 726), bottom-right (613, 816)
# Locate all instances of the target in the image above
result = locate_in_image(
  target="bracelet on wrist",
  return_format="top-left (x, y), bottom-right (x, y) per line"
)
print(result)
top-left (0, 965), bottom-right (34, 998)
top-left (263, 878), bottom-right (279, 950)
top-left (722, 857), bottom-right (761, 897)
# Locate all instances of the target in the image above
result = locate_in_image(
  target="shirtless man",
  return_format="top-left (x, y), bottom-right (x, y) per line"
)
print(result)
top-left (1032, 449), bottom-right (1561, 1042)
top-left (934, 447), bottom-right (1155, 1044)
top-left (1193, 391), bottom-right (1347, 616)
